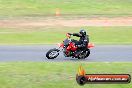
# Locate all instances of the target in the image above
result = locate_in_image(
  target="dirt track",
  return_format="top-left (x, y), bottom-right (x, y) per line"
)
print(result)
top-left (0, 17), bottom-right (132, 28)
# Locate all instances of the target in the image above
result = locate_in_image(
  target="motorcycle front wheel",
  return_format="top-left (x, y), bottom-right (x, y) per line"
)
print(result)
top-left (46, 48), bottom-right (60, 59)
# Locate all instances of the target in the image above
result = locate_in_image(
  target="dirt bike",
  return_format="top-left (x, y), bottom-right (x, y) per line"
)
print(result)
top-left (46, 33), bottom-right (94, 59)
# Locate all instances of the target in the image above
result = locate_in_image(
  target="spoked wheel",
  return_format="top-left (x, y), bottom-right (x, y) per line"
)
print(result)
top-left (78, 49), bottom-right (90, 59)
top-left (46, 48), bottom-right (60, 59)
top-left (84, 49), bottom-right (90, 58)
top-left (78, 53), bottom-right (86, 59)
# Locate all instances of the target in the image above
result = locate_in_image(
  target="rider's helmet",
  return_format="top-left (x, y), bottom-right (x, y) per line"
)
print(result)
top-left (79, 29), bottom-right (86, 36)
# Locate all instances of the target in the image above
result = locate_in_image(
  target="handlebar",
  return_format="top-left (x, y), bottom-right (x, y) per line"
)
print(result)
top-left (66, 33), bottom-right (72, 38)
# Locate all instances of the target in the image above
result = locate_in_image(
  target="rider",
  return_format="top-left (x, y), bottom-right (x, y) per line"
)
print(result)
top-left (68, 29), bottom-right (89, 56)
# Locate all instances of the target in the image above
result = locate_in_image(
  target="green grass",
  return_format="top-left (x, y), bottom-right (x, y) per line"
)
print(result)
top-left (0, 0), bottom-right (132, 18)
top-left (0, 62), bottom-right (131, 88)
top-left (0, 26), bottom-right (132, 44)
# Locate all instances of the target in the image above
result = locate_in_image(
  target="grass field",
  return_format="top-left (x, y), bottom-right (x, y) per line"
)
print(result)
top-left (0, 0), bottom-right (132, 18)
top-left (0, 62), bottom-right (131, 88)
top-left (0, 26), bottom-right (132, 44)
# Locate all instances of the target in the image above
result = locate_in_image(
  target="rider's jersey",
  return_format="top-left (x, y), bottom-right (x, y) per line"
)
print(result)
top-left (72, 33), bottom-right (89, 48)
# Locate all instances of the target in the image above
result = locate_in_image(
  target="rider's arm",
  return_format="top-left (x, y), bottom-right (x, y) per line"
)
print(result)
top-left (72, 33), bottom-right (82, 37)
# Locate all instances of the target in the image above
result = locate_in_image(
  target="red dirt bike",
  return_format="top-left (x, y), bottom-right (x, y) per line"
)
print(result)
top-left (46, 33), bottom-right (94, 59)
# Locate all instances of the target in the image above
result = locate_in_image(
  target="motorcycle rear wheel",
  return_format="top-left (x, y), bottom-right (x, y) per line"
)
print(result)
top-left (84, 49), bottom-right (90, 58)
top-left (78, 49), bottom-right (90, 59)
